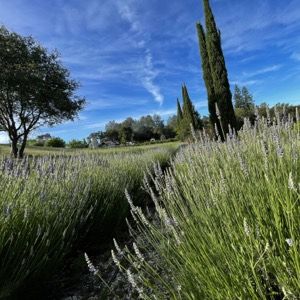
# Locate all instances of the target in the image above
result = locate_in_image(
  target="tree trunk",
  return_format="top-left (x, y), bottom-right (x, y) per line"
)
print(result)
top-left (18, 134), bottom-right (28, 159)
top-left (11, 138), bottom-right (18, 158)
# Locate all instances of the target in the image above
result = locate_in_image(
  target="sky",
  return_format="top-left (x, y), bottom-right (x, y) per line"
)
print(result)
top-left (0, 0), bottom-right (300, 142)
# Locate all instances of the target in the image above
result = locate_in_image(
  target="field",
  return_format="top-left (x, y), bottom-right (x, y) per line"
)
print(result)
top-left (1, 116), bottom-right (300, 300)
top-left (0, 142), bottom-right (179, 298)
top-left (0, 142), bottom-right (180, 157)
top-left (109, 117), bottom-right (300, 299)
top-left (1, 117), bottom-right (300, 300)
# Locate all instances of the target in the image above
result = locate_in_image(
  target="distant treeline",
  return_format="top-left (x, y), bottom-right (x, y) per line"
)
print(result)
top-left (31, 86), bottom-right (299, 148)
top-left (88, 114), bottom-right (177, 144)
top-left (233, 85), bottom-right (300, 129)
top-left (87, 84), bottom-right (300, 145)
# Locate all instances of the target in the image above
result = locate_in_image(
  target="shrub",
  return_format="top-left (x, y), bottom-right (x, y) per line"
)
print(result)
top-left (46, 137), bottom-right (66, 148)
top-left (68, 139), bottom-right (88, 149)
top-left (33, 140), bottom-right (45, 147)
top-left (21, 139), bottom-right (44, 147)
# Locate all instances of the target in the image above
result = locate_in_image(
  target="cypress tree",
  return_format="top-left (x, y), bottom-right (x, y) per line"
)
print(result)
top-left (202, 0), bottom-right (237, 135)
top-left (177, 98), bottom-right (183, 122)
top-left (177, 85), bottom-right (203, 140)
top-left (182, 84), bottom-right (198, 129)
top-left (196, 22), bottom-right (223, 140)
top-left (177, 87), bottom-right (190, 140)
top-left (176, 98), bottom-right (184, 138)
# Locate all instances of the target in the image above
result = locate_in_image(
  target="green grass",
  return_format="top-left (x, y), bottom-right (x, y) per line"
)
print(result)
top-left (0, 142), bottom-right (179, 298)
top-left (0, 141), bottom-right (180, 156)
top-left (112, 118), bottom-right (300, 299)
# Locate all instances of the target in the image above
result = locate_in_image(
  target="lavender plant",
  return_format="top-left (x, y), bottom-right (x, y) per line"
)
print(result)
top-left (112, 113), bottom-right (300, 299)
top-left (0, 143), bottom-right (178, 298)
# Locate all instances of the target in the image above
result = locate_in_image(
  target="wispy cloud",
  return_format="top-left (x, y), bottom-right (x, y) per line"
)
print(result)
top-left (230, 80), bottom-right (262, 86)
top-left (230, 64), bottom-right (282, 88)
top-left (116, 0), bottom-right (164, 105)
top-left (291, 52), bottom-right (300, 61)
top-left (86, 96), bottom-right (149, 111)
top-left (141, 51), bottom-right (164, 105)
top-left (210, 0), bottom-right (300, 55)
top-left (84, 121), bottom-right (108, 130)
top-left (116, 0), bottom-right (141, 34)
top-left (151, 108), bottom-right (176, 117)
top-left (242, 65), bottom-right (282, 78)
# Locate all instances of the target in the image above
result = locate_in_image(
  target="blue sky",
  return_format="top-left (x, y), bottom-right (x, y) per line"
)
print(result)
top-left (0, 0), bottom-right (300, 142)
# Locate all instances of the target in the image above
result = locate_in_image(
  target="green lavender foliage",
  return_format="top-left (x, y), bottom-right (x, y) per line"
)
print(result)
top-left (0, 143), bottom-right (178, 298)
top-left (115, 111), bottom-right (300, 299)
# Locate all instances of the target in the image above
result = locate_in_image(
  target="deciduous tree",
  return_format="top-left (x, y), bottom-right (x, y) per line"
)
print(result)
top-left (0, 26), bottom-right (85, 158)
top-left (234, 85), bottom-right (255, 128)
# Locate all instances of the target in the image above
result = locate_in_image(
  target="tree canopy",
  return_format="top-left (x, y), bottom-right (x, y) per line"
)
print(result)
top-left (88, 114), bottom-right (177, 145)
top-left (233, 85), bottom-right (255, 128)
top-left (0, 26), bottom-right (85, 157)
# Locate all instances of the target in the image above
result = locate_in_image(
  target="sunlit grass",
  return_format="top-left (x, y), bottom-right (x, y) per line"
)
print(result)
top-left (0, 141), bottom-right (180, 157)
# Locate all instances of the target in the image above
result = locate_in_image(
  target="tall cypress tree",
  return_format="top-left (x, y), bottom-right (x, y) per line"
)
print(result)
top-left (196, 22), bottom-right (223, 140)
top-left (202, 0), bottom-right (237, 135)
